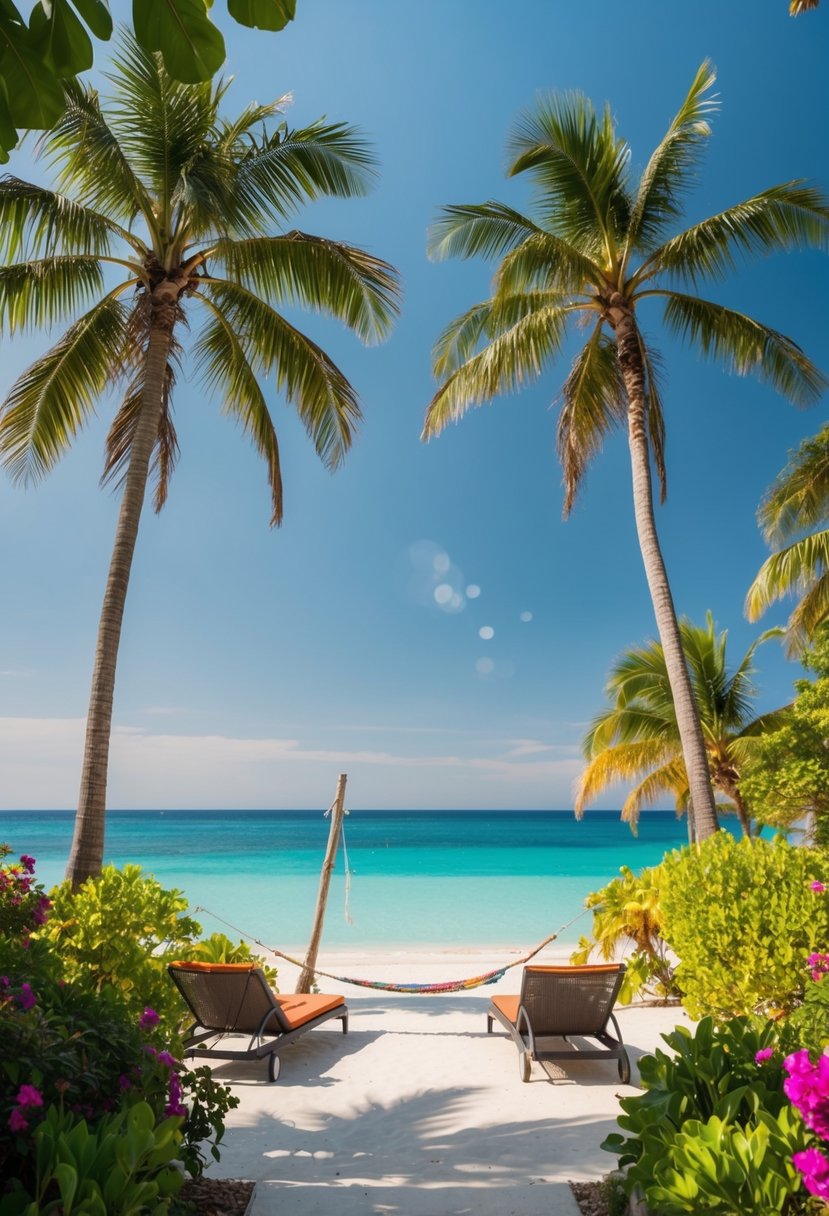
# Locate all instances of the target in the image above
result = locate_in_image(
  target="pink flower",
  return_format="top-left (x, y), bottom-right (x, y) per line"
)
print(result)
top-left (755, 1047), bottom-right (775, 1064)
top-left (19, 855), bottom-right (35, 873)
top-left (784, 1050), bottom-right (829, 1140)
top-left (15, 1085), bottom-right (43, 1109)
top-left (17, 983), bottom-right (36, 1011)
top-left (807, 952), bottom-right (829, 982)
top-left (118, 1074), bottom-right (132, 1091)
top-left (157, 1051), bottom-right (178, 1069)
top-left (793, 1147), bottom-right (829, 1200)
top-left (811, 880), bottom-right (827, 893)
top-left (139, 1007), bottom-right (160, 1031)
top-left (7, 1109), bottom-right (28, 1134)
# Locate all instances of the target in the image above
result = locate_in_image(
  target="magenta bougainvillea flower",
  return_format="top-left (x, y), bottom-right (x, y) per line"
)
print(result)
top-left (792, 1147), bottom-right (829, 1200)
top-left (164, 1071), bottom-right (187, 1119)
top-left (784, 1050), bottom-right (829, 1140)
top-left (754, 1047), bottom-right (775, 1064)
top-left (139, 1007), bottom-right (160, 1031)
top-left (807, 953), bottom-right (829, 983)
top-left (17, 983), bottom-right (36, 1011)
top-left (811, 880), bottom-right (827, 893)
top-left (15, 1085), bottom-right (43, 1109)
top-left (7, 1109), bottom-right (28, 1134)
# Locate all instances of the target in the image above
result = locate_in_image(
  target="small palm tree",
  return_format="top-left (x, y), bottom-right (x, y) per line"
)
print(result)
top-left (746, 425), bottom-right (829, 654)
top-left (574, 615), bottom-right (785, 837)
top-left (423, 63), bottom-right (828, 840)
top-left (0, 35), bottom-right (400, 886)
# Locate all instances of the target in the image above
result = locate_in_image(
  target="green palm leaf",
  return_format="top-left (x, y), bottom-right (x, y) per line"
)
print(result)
top-left (102, 364), bottom-right (180, 513)
top-left (424, 299), bottom-right (572, 438)
top-left (575, 738), bottom-right (677, 816)
top-left (194, 296), bottom-right (283, 523)
top-left (625, 60), bottom-right (718, 256)
top-left (428, 201), bottom-right (546, 262)
top-left (0, 294), bottom-right (130, 483)
top-left (0, 255), bottom-right (107, 332)
top-left (198, 279), bottom-right (361, 470)
top-left (758, 424), bottom-right (829, 543)
top-left (642, 183), bottom-right (829, 286)
top-left (213, 233), bottom-right (400, 345)
top-left (557, 323), bottom-right (626, 514)
top-left (507, 93), bottom-right (631, 258)
top-left (0, 177), bottom-right (122, 260)
top-left (621, 759), bottom-right (689, 828)
top-left (662, 291), bottom-right (828, 406)
top-left (746, 530), bottom-right (829, 627)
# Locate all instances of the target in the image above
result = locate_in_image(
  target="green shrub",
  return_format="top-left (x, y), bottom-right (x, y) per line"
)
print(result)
top-left (660, 834), bottom-right (829, 1019)
top-left (571, 864), bottom-right (679, 1004)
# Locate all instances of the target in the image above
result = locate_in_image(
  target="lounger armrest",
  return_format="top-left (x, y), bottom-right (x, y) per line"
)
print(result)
top-left (516, 1004), bottom-right (536, 1057)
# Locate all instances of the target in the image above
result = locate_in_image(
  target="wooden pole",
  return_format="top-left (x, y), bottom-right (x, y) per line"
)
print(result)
top-left (295, 773), bottom-right (348, 993)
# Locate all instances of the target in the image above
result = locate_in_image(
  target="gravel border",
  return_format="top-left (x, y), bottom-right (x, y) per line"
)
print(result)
top-left (177, 1177), bottom-right (254, 1216)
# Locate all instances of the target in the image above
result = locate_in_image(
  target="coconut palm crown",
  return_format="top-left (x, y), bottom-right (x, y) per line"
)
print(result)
top-left (574, 614), bottom-right (786, 837)
top-left (423, 62), bottom-right (828, 840)
top-left (0, 34), bottom-right (400, 885)
top-left (746, 424), bottom-right (829, 654)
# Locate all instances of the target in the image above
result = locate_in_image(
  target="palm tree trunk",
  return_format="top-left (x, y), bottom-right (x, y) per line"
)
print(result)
top-left (610, 299), bottom-right (719, 841)
top-left (66, 292), bottom-right (179, 886)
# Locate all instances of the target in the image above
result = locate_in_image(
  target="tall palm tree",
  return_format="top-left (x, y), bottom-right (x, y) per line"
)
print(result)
top-left (423, 63), bottom-right (828, 841)
top-left (0, 35), bottom-right (400, 886)
top-left (746, 424), bottom-right (829, 654)
top-left (574, 615), bottom-right (785, 837)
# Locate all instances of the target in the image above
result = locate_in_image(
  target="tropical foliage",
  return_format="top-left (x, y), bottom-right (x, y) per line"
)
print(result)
top-left (424, 62), bottom-right (829, 842)
top-left (0, 1), bottom-right (296, 163)
top-left (747, 424), bottom-right (829, 655)
top-left (739, 628), bottom-right (829, 847)
top-left (0, 35), bottom-right (399, 884)
top-left (575, 614), bottom-right (784, 836)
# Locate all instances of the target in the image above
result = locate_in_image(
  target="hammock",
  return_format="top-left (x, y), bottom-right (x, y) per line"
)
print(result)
top-left (192, 906), bottom-right (590, 994)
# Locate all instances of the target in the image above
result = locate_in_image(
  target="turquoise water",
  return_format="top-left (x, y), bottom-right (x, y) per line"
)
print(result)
top-left (0, 810), bottom-right (693, 949)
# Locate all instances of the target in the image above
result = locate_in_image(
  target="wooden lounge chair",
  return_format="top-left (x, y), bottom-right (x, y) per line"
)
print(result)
top-left (486, 963), bottom-right (630, 1083)
top-left (168, 961), bottom-right (349, 1082)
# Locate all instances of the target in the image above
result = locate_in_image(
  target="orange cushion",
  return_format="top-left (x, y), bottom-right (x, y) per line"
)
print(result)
top-left (275, 993), bottom-right (345, 1029)
top-left (524, 964), bottom-right (623, 976)
top-left (170, 961), bottom-right (257, 973)
top-left (491, 995), bottom-right (520, 1025)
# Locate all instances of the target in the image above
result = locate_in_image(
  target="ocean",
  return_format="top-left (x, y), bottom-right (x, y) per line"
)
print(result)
top-left (0, 809), bottom-right (692, 952)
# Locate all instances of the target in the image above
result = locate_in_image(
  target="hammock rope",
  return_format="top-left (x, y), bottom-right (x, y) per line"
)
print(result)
top-left (192, 904), bottom-right (592, 994)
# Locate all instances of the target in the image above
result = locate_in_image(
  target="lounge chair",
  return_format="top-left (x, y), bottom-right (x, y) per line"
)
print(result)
top-left (168, 961), bottom-right (349, 1082)
top-left (486, 963), bottom-right (630, 1083)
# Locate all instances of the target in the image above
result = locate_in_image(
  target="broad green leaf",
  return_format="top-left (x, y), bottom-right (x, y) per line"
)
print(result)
top-left (132, 0), bottom-right (225, 83)
top-left (30, 0), bottom-right (94, 76)
top-left (0, 72), bottom-right (15, 161)
top-left (69, 0), bottom-right (113, 41)
top-left (0, 22), bottom-right (65, 127)
top-left (227, 0), bottom-right (295, 30)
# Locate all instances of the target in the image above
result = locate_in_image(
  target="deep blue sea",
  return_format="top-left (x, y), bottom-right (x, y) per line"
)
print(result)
top-left (0, 810), bottom-right (693, 949)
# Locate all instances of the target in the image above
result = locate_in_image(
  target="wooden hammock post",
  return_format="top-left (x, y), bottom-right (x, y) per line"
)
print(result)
top-left (295, 773), bottom-right (348, 993)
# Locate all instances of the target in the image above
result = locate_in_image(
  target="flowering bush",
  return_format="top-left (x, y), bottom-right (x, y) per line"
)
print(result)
top-left (785, 1049), bottom-right (829, 1204)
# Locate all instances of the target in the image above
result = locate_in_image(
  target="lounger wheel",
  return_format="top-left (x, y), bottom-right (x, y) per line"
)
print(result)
top-left (618, 1051), bottom-right (631, 1085)
top-left (268, 1053), bottom-right (281, 1083)
top-left (519, 1051), bottom-right (532, 1083)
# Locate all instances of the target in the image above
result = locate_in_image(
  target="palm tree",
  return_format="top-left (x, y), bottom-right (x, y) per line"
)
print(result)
top-left (423, 63), bottom-right (828, 841)
top-left (746, 425), bottom-right (829, 654)
top-left (0, 35), bottom-right (400, 886)
top-left (574, 615), bottom-right (785, 837)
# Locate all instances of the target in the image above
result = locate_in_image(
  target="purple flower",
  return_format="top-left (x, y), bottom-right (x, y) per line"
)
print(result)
top-left (755, 1047), bottom-right (775, 1064)
top-left (811, 880), bottom-right (827, 893)
top-left (7, 1109), bottom-right (28, 1134)
top-left (139, 1007), bottom-right (160, 1031)
top-left (793, 1147), bottom-right (829, 1200)
top-left (118, 1074), bottom-right (132, 1091)
top-left (15, 1085), bottom-right (43, 1109)
top-left (807, 952), bottom-right (829, 982)
top-left (164, 1072), bottom-right (187, 1119)
top-left (157, 1051), bottom-right (178, 1070)
top-left (784, 1050), bottom-right (829, 1140)
top-left (17, 983), bottom-right (36, 1011)
top-left (19, 855), bottom-right (35, 873)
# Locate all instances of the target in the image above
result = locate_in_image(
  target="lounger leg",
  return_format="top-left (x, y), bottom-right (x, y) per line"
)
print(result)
top-left (486, 1015), bottom-right (494, 1034)
top-left (340, 1011), bottom-right (349, 1034)
top-left (268, 1053), bottom-right (281, 1083)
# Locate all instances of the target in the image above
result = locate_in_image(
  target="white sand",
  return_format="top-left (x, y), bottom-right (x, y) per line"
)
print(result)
top-left (202, 947), bottom-right (690, 1215)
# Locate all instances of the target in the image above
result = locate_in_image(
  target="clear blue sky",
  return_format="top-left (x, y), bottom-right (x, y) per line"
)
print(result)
top-left (0, 1), bottom-right (827, 811)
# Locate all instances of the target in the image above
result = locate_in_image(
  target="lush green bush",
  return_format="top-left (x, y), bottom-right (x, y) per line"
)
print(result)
top-left (660, 834), bottom-right (829, 1019)
top-left (603, 1017), bottom-right (817, 1215)
top-left (571, 864), bottom-right (679, 1004)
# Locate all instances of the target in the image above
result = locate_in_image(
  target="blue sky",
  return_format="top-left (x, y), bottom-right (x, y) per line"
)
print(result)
top-left (1, 0), bottom-right (827, 812)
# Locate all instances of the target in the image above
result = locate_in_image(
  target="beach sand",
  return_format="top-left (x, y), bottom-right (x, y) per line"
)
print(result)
top-left (202, 946), bottom-right (690, 1215)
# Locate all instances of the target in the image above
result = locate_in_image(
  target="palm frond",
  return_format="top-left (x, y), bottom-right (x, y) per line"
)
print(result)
top-left (427, 201), bottom-right (545, 262)
top-left (432, 300), bottom-right (495, 381)
top-left (625, 60), bottom-right (718, 255)
top-left (424, 298), bottom-right (572, 438)
top-left (0, 295), bottom-right (130, 483)
top-left (218, 95), bottom-right (293, 150)
top-left (507, 93), bottom-right (631, 259)
top-left (621, 759), bottom-right (689, 829)
top-left (193, 295), bottom-right (283, 523)
top-left (0, 256), bottom-right (107, 333)
top-left (198, 279), bottom-right (360, 471)
top-left (556, 322), bottom-right (626, 514)
top-left (39, 81), bottom-right (155, 229)
top-left (495, 231), bottom-right (602, 295)
top-left (662, 291), bottom-right (827, 407)
top-left (213, 233), bottom-right (400, 345)
top-left (574, 738), bottom-right (677, 816)
top-left (102, 365), bottom-right (180, 513)
top-left (584, 704), bottom-right (677, 755)
top-left (746, 530), bottom-right (829, 650)
top-left (0, 177), bottom-right (122, 260)
top-left (758, 424), bottom-right (829, 543)
top-left (637, 332), bottom-right (667, 503)
top-left (641, 183), bottom-right (829, 286)
top-left (232, 119), bottom-right (377, 228)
